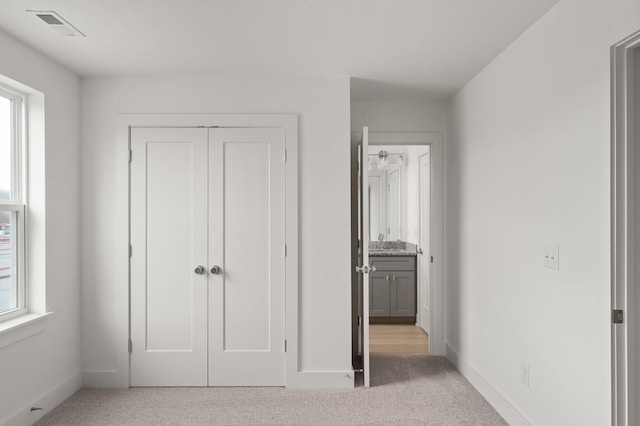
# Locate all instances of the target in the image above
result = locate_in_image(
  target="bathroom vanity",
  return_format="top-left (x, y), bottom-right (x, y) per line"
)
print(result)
top-left (369, 242), bottom-right (417, 324)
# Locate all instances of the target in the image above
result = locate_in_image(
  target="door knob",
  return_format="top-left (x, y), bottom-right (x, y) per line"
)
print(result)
top-left (194, 265), bottom-right (206, 275)
top-left (210, 265), bottom-right (222, 274)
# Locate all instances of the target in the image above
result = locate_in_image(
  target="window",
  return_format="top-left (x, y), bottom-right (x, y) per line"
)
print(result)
top-left (0, 86), bottom-right (25, 321)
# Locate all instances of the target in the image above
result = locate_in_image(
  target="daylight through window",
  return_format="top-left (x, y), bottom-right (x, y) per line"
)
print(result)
top-left (0, 87), bottom-right (25, 320)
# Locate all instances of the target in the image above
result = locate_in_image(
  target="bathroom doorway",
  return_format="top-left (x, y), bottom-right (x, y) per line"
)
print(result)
top-left (351, 131), bottom-right (444, 386)
top-left (367, 144), bottom-right (429, 357)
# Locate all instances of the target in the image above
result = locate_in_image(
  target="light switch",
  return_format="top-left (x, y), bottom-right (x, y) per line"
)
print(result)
top-left (544, 244), bottom-right (559, 270)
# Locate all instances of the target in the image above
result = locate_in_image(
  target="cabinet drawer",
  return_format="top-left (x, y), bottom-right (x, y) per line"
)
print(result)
top-left (370, 256), bottom-right (416, 271)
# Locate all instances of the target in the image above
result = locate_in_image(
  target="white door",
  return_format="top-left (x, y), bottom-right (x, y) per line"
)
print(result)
top-left (359, 127), bottom-right (371, 387)
top-left (418, 152), bottom-right (431, 335)
top-left (208, 128), bottom-right (286, 386)
top-left (131, 127), bottom-right (286, 387)
top-left (130, 128), bottom-right (209, 386)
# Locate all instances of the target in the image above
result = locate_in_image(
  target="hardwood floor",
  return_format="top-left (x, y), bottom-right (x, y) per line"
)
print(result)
top-left (369, 324), bottom-right (429, 355)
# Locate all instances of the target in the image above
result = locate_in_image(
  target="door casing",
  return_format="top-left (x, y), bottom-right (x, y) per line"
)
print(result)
top-left (351, 131), bottom-right (445, 376)
top-left (117, 114), bottom-right (298, 388)
top-left (612, 30), bottom-right (640, 426)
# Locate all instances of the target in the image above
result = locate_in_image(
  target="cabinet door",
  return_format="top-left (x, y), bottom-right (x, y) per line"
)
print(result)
top-left (390, 271), bottom-right (416, 317)
top-left (369, 272), bottom-right (390, 316)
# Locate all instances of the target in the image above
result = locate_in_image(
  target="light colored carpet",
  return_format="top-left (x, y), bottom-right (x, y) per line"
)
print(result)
top-left (35, 355), bottom-right (507, 425)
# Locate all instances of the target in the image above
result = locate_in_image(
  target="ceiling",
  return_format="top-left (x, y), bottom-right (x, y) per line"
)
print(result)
top-left (0, 0), bottom-right (559, 100)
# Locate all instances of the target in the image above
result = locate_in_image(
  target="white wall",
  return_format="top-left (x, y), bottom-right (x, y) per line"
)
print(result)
top-left (80, 75), bottom-right (352, 386)
top-left (351, 100), bottom-right (447, 133)
top-left (0, 30), bottom-right (81, 424)
top-left (446, 0), bottom-right (640, 424)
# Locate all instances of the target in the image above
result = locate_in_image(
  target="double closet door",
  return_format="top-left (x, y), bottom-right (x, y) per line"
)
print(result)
top-left (130, 127), bottom-right (286, 387)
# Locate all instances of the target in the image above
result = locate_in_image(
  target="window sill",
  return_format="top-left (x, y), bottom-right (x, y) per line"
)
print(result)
top-left (0, 312), bottom-right (53, 349)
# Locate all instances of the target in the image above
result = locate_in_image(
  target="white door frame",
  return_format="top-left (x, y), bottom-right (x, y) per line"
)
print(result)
top-left (117, 114), bottom-right (298, 387)
top-left (418, 151), bottom-right (431, 334)
top-left (367, 132), bottom-right (445, 356)
top-left (612, 30), bottom-right (640, 426)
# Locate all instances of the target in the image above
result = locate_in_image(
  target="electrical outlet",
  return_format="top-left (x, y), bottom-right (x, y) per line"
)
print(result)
top-left (543, 244), bottom-right (559, 270)
top-left (520, 363), bottom-right (530, 387)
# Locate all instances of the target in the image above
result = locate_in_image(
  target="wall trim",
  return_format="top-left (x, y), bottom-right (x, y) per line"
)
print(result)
top-left (82, 370), bottom-right (122, 388)
top-left (2, 372), bottom-right (81, 426)
top-left (367, 132), bottom-right (445, 357)
top-left (611, 29), bottom-right (640, 426)
top-left (109, 114), bottom-right (299, 389)
top-left (292, 371), bottom-right (355, 389)
top-left (445, 343), bottom-right (532, 426)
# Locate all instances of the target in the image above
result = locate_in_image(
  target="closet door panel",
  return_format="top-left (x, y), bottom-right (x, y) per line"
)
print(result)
top-left (130, 128), bottom-right (209, 386)
top-left (209, 128), bottom-right (286, 386)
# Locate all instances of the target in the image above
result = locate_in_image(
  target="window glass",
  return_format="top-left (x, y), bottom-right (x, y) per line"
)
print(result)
top-left (0, 212), bottom-right (16, 312)
top-left (0, 89), bottom-right (24, 319)
top-left (0, 96), bottom-right (11, 201)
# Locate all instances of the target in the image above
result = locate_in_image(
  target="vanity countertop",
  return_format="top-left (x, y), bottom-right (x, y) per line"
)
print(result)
top-left (369, 241), bottom-right (417, 257)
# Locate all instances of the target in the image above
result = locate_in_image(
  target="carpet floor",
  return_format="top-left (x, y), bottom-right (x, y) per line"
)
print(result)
top-left (35, 355), bottom-right (507, 425)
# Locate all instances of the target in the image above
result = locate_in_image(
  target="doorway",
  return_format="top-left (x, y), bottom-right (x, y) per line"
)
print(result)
top-left (127, 123), bottom-right (294, 387)
top-left (351, 131), bottom-right (444, 386)
top-left (612, 30), bottom-right (640, 426)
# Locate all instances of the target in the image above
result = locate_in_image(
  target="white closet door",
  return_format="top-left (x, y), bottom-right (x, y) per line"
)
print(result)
top-left (208, 128), bottom-right (286, 386)
top-left (130, 128), bottom-right (209, 386)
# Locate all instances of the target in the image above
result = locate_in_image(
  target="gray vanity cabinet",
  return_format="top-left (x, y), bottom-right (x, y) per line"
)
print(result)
top-left (370, 271), bottom-right (391, 316)
top-left (369, 256), bottom-right (416, 322)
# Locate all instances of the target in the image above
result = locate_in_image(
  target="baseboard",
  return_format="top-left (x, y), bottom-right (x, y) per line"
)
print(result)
top-left (2, 372), bottom-right (81, 426)
top-left (445, 343), bottom-right (532, 426)
top-left (291, 370), bottom-right (355, 389)
top-left (82, 369), bottom-right (128, 388)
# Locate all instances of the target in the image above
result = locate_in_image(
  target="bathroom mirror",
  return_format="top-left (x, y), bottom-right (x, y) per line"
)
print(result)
top-left (368, 148), bottom-right (402, 242)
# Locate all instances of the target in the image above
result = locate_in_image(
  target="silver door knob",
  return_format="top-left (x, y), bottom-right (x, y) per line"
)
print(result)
top-left (210, 265), bottom-right (222, 274)
top-left (194, 265), bottom-right (206, 275)
top-left (355, 265), bottom-right (369, 274)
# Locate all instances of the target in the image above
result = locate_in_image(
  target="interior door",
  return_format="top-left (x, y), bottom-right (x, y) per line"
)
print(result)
top-left (130, 128), bottom-right (209, 386)
top-left (130, 127), bottom-right (286, 387)
top-left (418, 152), bottom-right (431, 334)
top-left (359, 126), bottom-right (371, 387)
top-left (208, 128), bottom-right (286, 386)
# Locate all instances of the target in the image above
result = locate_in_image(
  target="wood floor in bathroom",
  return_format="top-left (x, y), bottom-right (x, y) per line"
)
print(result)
top-left (369, 324), bottom-right (429, 355)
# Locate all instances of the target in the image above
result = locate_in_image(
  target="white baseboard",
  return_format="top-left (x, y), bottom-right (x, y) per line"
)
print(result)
top-left (445, 343), bottom-right (532, 426)
top-left (291, 370), bottom-right (355, 389)
top-left (2, 372), bottom-right (81, 426)
top-left (82, 369), bottom-right (128, 388)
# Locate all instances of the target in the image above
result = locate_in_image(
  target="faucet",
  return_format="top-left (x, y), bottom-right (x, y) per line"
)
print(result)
top-left (378, 233), bottom-right (384, 242)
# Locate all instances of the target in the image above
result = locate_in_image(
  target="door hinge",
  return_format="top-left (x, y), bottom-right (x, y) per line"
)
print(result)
top-left (128, 149), bottom-right (132, 163)
top-left (128, 339), bottom-right (133, 353)
top-left (283, 244), bottom-right (287, 257)
top-left (357, 316), bottom-right (362, 327)
top-left (283, 340), bottom-right (287, 353)
top-left (430, 256), bottom-right (434, 263)
top-left (613, 309), bottom-right (624, 324)
top-left (129, 244), bottom-right (133, 257)
top-left (283, 149), bottom-right (287, 162)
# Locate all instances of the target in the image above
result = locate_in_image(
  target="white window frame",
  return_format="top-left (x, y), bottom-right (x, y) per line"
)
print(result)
top-left (0, 85), bottom-right (27, 322)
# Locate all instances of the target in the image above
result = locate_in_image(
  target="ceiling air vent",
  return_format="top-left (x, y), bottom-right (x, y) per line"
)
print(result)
top-left (27, 10), bottom-right (86, 37)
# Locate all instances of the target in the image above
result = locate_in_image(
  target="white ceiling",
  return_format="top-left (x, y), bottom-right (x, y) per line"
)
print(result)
top-left (0, 0), bottom-right (559, 100)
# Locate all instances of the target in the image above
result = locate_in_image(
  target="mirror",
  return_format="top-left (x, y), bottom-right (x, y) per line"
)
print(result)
top-left (368, 147), bottom-right (402, 242)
